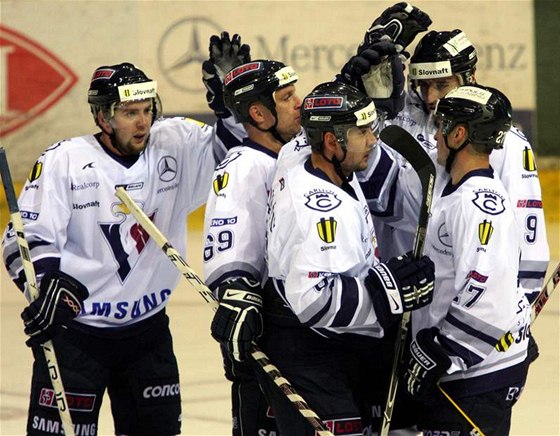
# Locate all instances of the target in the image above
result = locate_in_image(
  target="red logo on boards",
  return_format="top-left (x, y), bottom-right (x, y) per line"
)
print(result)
top-left (0, 25), bottom-right (78, 136)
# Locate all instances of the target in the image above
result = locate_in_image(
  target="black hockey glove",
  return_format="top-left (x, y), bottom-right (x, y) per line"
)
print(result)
top-left (365, 253), bottom-right (434, 327)
top-left (358, 2), bottom-right (432, 57)
top-left (403, 327), bottom-right (451, 403)
top-left (338, 41), bottom-right (405, 119)
top-left (211, 277), bottom-right (263, 362)
top-left (202, 31), bottom-right (251, 118)
top-left (21, 271), bottom-right (89, 348)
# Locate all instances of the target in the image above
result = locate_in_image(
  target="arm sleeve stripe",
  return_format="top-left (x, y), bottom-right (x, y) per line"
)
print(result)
top-left (445, 312), bottom-right (498, 347)
top-left (330, 276), bottom-right (360, 328)
top-left (439, 334), bottom-right (484, 367)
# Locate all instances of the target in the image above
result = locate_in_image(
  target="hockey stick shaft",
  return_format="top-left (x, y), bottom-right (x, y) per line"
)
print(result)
top-left (115, 187), bottom-right (334, 436)
top-left (379, 126), bottom-right (435, 435)
top-left (0, 148), bottom-right (75, 436)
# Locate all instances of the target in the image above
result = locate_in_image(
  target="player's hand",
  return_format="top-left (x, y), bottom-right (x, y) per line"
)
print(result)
top-left (21, 271), bottom-right (89, 347)
top-left (403, 327), bottom-right (451, 403)
top-left (367, 252), bottom-right (434, 315)
top-left (338, 41), bottom-right (405, 119)
top-left (202, 31), bottom-right (251, 118)
top-left (359, 2), bottom-right (432, 57)
top-left (211, 277), bottom-right (263, 362)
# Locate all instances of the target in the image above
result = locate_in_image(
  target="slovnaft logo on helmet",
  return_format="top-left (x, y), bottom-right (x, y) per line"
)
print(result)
top-left (224, 62), bottom-right (261, 86)
top-left (409, 61), bottom-right (452, 79)
top-left (354, 102), bottom-right (377, 126)
top-left (275, 66), bottom-right (298, 86)
top-left (118, 81), bottom-right (158, 102)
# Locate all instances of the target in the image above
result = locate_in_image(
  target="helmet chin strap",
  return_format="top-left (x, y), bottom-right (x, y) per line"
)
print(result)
top-left (323, 141), bottom-right (351, 189)
top-left (251, 106), bottom-right (289, 145)
top-left (444, 134), bottom-right (468, 173)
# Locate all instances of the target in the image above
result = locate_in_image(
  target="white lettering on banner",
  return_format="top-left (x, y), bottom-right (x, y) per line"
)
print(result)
top-left (143, 383), bottom-right (180, 399)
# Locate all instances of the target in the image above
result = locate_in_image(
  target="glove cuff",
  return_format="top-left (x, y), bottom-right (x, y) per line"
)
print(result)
top-left (371, 263), bottom-right (404, 315)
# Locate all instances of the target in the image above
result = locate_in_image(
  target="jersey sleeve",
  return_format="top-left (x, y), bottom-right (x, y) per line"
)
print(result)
top-left (491, 128), bottom-right (550, 303)
top-left (203, 149), bottom-right (270, 291)
top-left (438, 186), bottom-right (527, 371)
top-left (2, 143), bottom-right (71, 299)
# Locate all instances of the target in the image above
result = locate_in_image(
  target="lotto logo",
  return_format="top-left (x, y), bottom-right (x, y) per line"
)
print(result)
top-left (38, 388), bottom-right (96, 412)
top-left (91, 68), bottom-right (115, 80)
top-left (304, 97), bottom-right (344, 110)
top-left (224, 62), bottom-right (261, 85)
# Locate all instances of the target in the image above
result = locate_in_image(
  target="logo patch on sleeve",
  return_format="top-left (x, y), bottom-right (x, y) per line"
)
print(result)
top-left (317, 216), bottom-right (337, 243)
top-left (28, 161), bottom-right (43, 182)
top-left (213, 172), bottom-right (229, 194)
top-left (478, 219), bottom-right (494, 245)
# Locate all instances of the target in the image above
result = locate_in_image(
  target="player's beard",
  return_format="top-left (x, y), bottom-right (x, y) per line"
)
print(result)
top-left (112, 130), bottom-right (151, 157)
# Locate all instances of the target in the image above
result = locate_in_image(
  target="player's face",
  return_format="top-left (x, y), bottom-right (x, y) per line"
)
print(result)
top-left (274, 85), bottom-right (302, 141)
top-left (417, 76), bottom-right (461, 111)
top-left (109, 100), bottom-right (153, 156)
top-left (340, 123), bottom-right (377, 175)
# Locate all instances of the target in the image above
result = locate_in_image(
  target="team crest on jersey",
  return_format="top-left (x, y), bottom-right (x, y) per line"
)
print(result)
top-left (478, 219), bottom-right (494, 245)
top-left (100, 203), bottom-right (156, 283)
top-left (304, 189), bottom-right (341, 212)
top-left (213, 172), bottom-right (229, 194)
top-left (28, 161), bottom-right (43, 182)
top-left (471, 189), bottom-right (505, 215)
top-left (317, 216), bottom-right (337, 243)
top-left (522, 146), bottom-right (537, 171)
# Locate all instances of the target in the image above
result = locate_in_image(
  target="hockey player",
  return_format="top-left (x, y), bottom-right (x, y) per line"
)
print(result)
top-left (402, 84), bottom-right (531, 435)
top-left (203, 58), bottom-right (301, 436)
top-left (258, 81), bottom-right (436, 435)
top-left (361, 27), bottom-right (550, 305)
top-left (1, 58), bottom-right (247, 435)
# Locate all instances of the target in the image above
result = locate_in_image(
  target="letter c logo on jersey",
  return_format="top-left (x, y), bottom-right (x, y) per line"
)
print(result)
top-left (304, 190), bottom-right (341, 212)
top-left (471, 189), bottom-right (505, 215)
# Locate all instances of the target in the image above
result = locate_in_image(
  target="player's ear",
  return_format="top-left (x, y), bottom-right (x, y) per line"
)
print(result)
top-left (248, 102), bottom-right (265, 125)
top-left (323, 131), bottom-right (339, 156)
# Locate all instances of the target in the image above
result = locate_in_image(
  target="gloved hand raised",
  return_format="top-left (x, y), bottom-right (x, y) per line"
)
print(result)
top-left (21, 271), bottom-right (89, 347)
top-left (338, 41), bottom-right (405, 119)
top-left (403, 327), bottom-right (451, 403)
top-left (365, 252), bottom-right (434, 327)
top-left (358, 2), bottom-right (432, 57)
top-left (211, 277), bottom-right (263, 362)
top-left (202, 31), bottom-right (251, 118)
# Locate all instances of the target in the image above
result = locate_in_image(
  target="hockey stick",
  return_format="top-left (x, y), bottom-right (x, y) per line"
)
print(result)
top-left (378, 125), bottom-right (436, 436)
top-left (114, 187), bottom-right (335, 436)
top-left (531, 261), bottom-right (560, 323)
top-left (0, 148), bottom-right (75, 436)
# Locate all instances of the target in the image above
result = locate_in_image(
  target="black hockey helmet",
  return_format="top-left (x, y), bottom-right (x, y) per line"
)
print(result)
top-left (409, 30), bottom-right (478, 85)
top-left (88, 62), bottom-right (159, 124)
top-left (223, 60), bottom-right (298, 124)
top-left (434, 84), bottom-right (512, 150)
top-left (301, 81), bottom-right (378, 151)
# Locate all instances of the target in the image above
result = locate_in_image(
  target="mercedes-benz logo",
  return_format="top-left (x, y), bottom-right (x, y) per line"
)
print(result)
top-left (157, 17), bottom-right (223, 93)
top-left (157, 156), bottom-right (178, 182)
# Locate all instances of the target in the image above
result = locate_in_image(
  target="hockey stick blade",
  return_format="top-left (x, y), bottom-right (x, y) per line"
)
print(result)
top-left (115, 187), bottom-right (334, 436)
top-left (0, 147), bottom-right (76, 436)
top-left (379, 125), bottom-right (435, 260)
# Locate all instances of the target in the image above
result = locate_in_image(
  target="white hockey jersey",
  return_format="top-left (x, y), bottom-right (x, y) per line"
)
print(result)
top-left (368, 93), bottom-right (549, 302)
top-left (415, 167), bottom-right (530, 390)
top-left (2, 117), bottom-right (241, 328)
top-left (203, 138), bottom-right (279, 291)
top-left (266, 153), bottom-right (384, 338)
